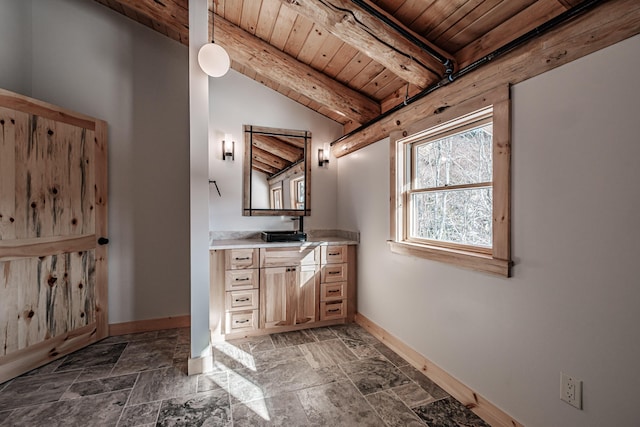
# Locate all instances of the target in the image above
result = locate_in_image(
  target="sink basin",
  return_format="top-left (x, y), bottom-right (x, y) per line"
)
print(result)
top-left (261, 231), bottom-right (307, 242)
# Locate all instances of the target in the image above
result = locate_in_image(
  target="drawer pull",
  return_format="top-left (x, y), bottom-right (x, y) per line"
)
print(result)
top-left (235, 277), bottom-right (250, 281)
top-left (235, 297), bottom-right (250, 302)
top-left (327, 308), bottom-right (340, 313)
top-left (235, 319), bottom-right (250, 324)
top-left (328, 271), bottom-right (340, 275)
top-left (235, 257), bottom-right (250, 261)
top-left (328, 252), bottom-right (340, 256)
top-left (328, 289), bottom-right (340, 293)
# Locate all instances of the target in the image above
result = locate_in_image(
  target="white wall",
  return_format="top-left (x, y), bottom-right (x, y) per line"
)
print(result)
top-left (337, 35), bottom-right (640, 426)
top-left (208, 70), bottom-right (342, 232)
top-left (0, 0), bottom-right (32, 95)
top-left (1, 0), bottom-right (192, 323)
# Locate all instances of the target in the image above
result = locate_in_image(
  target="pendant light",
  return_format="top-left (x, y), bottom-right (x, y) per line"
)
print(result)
top-left (198, 9), bottom-right (230, 78)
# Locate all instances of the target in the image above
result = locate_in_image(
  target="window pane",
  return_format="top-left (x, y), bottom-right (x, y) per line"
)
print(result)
top-left (415, 123), bottom-right (492, 188)
top-left (410, 187), bottom-right (492, 247)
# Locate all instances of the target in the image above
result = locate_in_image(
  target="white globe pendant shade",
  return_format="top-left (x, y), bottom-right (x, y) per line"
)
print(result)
top-left (198, 43), bottom-right (230, 78)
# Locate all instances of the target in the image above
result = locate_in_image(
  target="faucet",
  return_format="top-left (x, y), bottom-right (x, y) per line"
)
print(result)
top-left (291, 216), bottom-right (304, 233)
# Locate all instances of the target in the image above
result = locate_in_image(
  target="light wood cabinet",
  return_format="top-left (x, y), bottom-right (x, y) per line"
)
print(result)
top-left (223, 249), bottom-right (259, 334)
top-left (210, 243), bottom-right (356, 340)
top-left (320, 245), bottom-right (350, 321)
top-left (260, 247), bottom-right (319, 330)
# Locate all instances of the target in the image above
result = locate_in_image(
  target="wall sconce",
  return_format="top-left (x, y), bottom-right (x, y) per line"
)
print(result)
top-left (222, 134), bottom-right (234, 161)
top-left (318, 145), bottom-right (329, 167)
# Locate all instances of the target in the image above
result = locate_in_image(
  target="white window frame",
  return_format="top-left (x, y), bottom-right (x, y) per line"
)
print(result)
top-left (390, 91), bottom-right (512, 276)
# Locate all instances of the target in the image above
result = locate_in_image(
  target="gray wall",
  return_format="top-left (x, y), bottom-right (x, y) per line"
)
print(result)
top-left (0, 0), bottom-right (32, 95)
top-left (337, 34), bottom-right (640, 426)
top-left (0, 0), bottom-right (191, 323)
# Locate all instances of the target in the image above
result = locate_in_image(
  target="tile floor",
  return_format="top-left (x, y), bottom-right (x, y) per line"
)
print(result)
top-left (0, 324), bottom-right (490, 426)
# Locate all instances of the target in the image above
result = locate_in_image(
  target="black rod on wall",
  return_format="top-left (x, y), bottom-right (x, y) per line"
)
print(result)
top-left (331, 0), bottom-right (605, 148)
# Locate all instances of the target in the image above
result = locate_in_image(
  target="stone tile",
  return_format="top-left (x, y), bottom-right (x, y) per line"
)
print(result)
top-left (341, 356), bottom-right (411, 395)
top-left (297, 380), bottom-right (384, 426)
top-left (0, 389), bottom-right (128, 427)
top-left (413, 397), bottom-right (491, 427)
top-left (61, 373), bottom-right (138, 400)
top-left (399, 365), bottom-right (449, 400)
top-left (299, 339), bottom-right (357, 368)
top-left (23, 358), bottom-right (66, 376)
top-left (227, 334), bottom-right (275, 354)
top-left (374, 343), bottom-right (410, 367)
top-left (228, 357), bottom-right (344, 402)
top-left (156, 389), bottom-right (231, 427)
top-left (74, 364), bottom-right (116, 382)
top-left (57, 343), bottom-right (128, 371)
top-left (0, 410), bottom-right (13, 423)
top-left (197, 371), bottom-right (228, 393)
top-left (309, 326), bottom-right (337, 341)
top-left (99, 331), bottom-right (159, 345)
top-left (173, 343), bottom-right (190, 360)
top-left (252, 346), bottom-right (303, 368)
top-left (111, 339), bottom-right (176, 375)
top-left (0, 371), bottom-right (80, 412)
top-left (127, 366), bottom-right (198, 406)
top-left (391, 382), bottom-right (436, 408)
top-left (232, 392), bottom-right (310, 426)
top-left (213, 341), bottom-right (256, 371)
top-left (366, 390), bottom-right (426, 427)
top-left (270, 330), bottom-right (317, 348)
top-left (117, 401), bottom-right (161, 427)
top-left (331, 323), bottom-right (379, 345)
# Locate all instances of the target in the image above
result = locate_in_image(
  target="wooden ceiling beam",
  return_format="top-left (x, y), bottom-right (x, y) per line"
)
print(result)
top-left (331, 0), bottom-right (640, 157)
top-left (251, 146), bottom-right (291, 171)
top-left (252, 135), bottom-right (303, 163)
top-left (279, 0), bottom-right (454, 89)
top-left (104, 0), bottom-right (189, 42)
top-left (213, 12), bottom-right (380, 123)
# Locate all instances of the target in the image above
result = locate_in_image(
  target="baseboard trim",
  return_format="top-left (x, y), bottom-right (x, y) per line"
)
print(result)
top-left (188, 354), bottom-right (214, 376)
top-left (109, 315), bottom-right (191, 336)
top-left (355, 313), bottom-right (523, 427)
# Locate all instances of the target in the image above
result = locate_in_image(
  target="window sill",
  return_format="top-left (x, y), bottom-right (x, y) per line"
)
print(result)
top-left (388, 241), bottom-right (511, 277)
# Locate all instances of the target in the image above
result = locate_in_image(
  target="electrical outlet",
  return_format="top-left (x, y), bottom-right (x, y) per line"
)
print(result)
top-left (560, 372), bottom-right (582, 409)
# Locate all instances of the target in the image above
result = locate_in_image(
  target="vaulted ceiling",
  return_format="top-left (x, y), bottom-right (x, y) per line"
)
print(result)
top-left (94, 0), bottom-right (592, 132)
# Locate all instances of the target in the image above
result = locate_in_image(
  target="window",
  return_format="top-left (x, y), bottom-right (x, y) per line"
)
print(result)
top-left (290, 176), bottom-right (305, 210)
top-left (390, 97), bottom-right (511, 276)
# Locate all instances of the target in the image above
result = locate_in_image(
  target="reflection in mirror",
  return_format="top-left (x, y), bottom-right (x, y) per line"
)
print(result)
top-left (243, 125), bottom-right (311, 216)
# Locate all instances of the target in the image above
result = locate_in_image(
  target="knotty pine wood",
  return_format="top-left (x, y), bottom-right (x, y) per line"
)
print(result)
top-left (280, 0), bottom-right (451, 89)
top-left (333, 0), bottom-right (640, 157)
top-left (455, 0), bottom-right (567, 69)
top-left (0, 251), bottom-right (96, 356)
top-left (213, 12), bottom-right (380, 124)
top-left (356, 313), bottom-right (524, 427)
top-left (0, 89), bottom-right (108, 381)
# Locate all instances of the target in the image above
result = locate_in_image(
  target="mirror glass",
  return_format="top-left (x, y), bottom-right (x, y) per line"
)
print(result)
top-left (243, 125), bottom-right (311, 216)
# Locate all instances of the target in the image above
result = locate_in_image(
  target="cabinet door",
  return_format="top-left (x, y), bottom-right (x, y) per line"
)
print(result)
top-left (260, 267), bottom-right (292, 329)
top-left (294, 264), bottom-right (318, 325)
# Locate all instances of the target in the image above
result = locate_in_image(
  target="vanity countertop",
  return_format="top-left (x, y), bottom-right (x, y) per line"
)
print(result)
top-left (209, 236), bottom-right (358, 250)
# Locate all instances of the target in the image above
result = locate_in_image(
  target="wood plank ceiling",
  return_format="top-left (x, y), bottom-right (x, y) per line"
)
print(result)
top-left (94, 0), bottom-right (586, 133)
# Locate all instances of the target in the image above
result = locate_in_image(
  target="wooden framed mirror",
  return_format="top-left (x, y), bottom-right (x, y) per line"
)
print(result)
top-left (243, 125), bottom-right (311, 216)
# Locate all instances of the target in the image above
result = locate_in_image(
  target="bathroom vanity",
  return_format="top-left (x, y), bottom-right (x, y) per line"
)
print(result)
top-left (209, 236), bottom-right (357, 341)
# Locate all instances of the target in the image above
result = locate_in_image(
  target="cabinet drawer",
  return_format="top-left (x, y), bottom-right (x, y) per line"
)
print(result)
top-left (226, 289), bottom-right (259, 311)
top-left (320, 282), bottom-right (346, 301)
top-left (321, 263), bottom-right (347, 283)
top-left (260, 247), bottom-right (319, 268)
top-left (225, 269), bottom-right (258, 291)
top-left (226, 249), bottom-right (258, 270)
top-left (322, 245), bottom-right (347, 264)
top-left (225, 309), bottom-right (259, 333)
top-left (320, 300), bottom-right (346, 320)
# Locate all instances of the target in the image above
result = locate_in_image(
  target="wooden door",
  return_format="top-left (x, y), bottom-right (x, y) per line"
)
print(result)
top-left (260, 266), bottom-right (291, 328)
top-left (294, 264), bottom-right (318, 325)
top-left (0, 89), bottom-right (108, 383)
